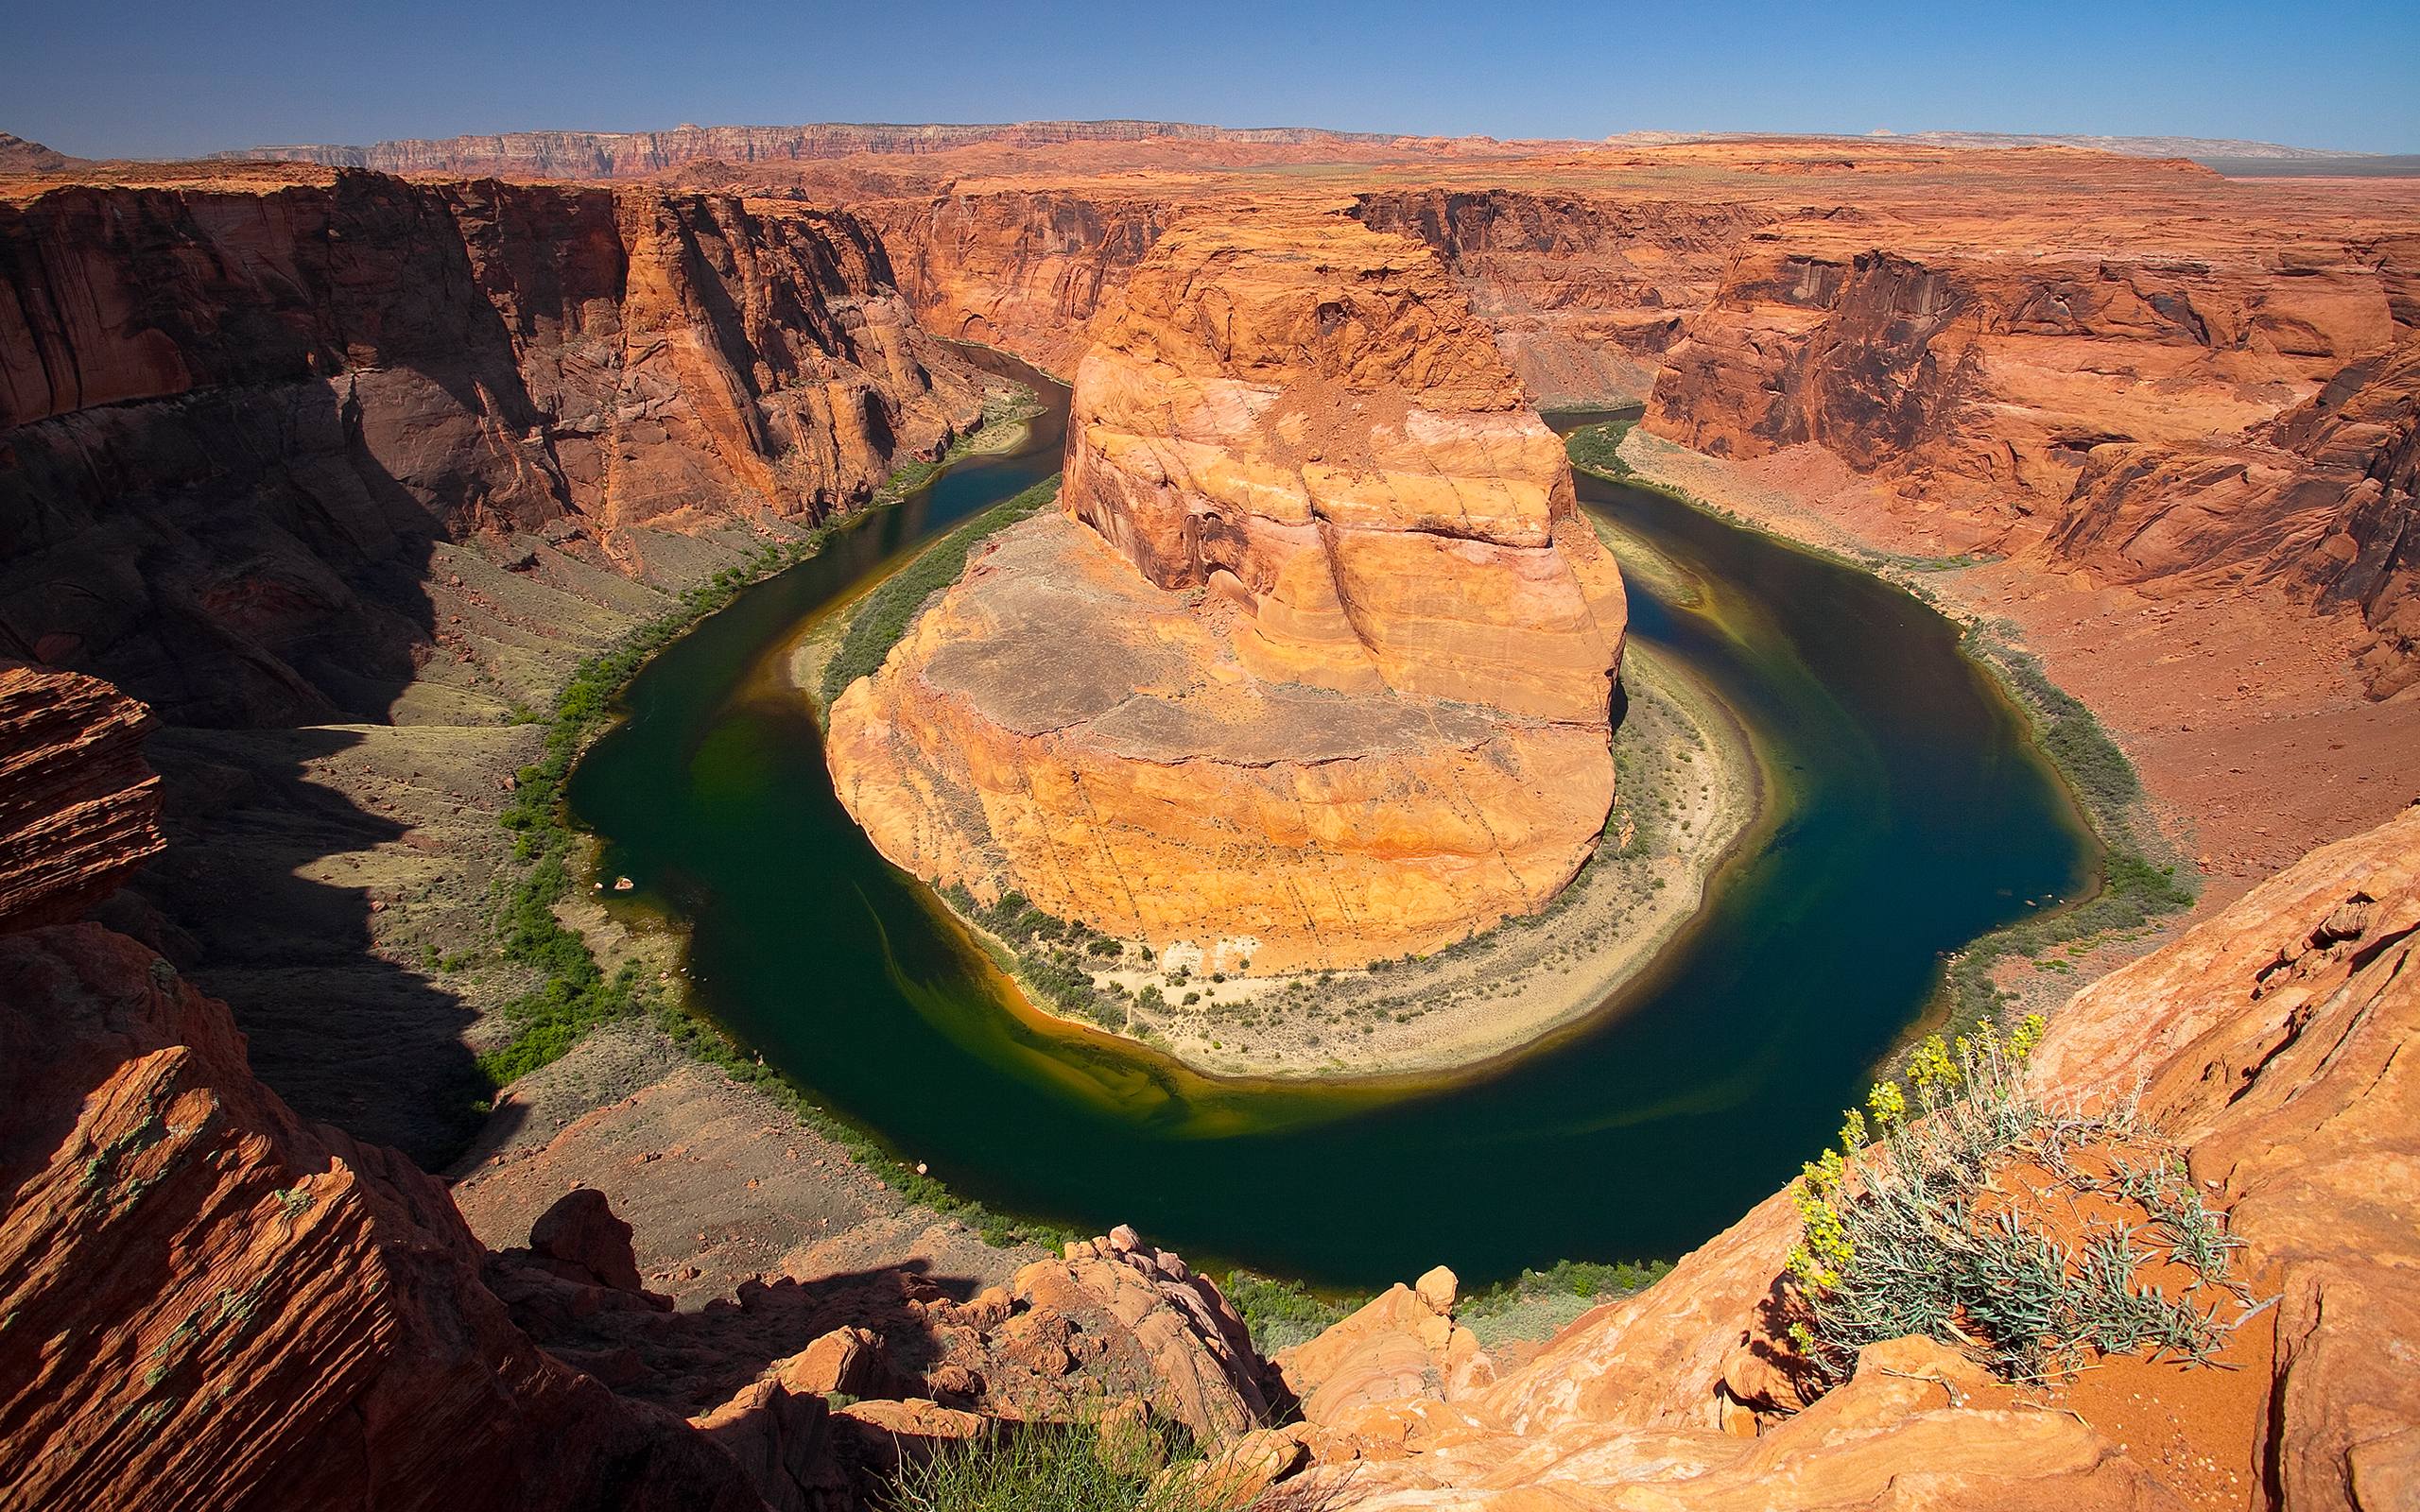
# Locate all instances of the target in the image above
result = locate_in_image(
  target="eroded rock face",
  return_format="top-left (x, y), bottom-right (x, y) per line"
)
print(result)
top-left (0, 166), bottom-right (987, 725)
top-left (2049, 335), bottom-right (2420, 697)
top-left (1270, 802), bottom-right (2420, 1511)
top-left (0, 922), bottom-right (760, 1512)
top-left (1351, 188), bottom-right (1759, 405)
top-left (2028, 802), bottom-right (2420, 1512)
top-left (0, 663), bottom-right (162, 929)
top-left (1645, 217), bottom-right (2419, 691)
top-left (830, 215), bottom-right (1625, 971)
top-left (866, 190), bottom-right (1170, 371)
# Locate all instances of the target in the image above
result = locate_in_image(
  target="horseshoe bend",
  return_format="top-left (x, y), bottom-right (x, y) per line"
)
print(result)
top-left (6, 25), bottom-right (2420, 1512)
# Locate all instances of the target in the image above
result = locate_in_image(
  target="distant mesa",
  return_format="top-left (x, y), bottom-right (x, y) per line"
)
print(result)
top-left (0, 133), bottom-right (78, 173)
top-left (827, 215), bottom-right (1627, 972)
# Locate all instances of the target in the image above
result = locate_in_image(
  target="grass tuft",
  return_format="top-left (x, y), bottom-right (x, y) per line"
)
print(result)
top-left (881, 1418), bottom-right (1217, 1512)
top-left (821, 476), bottom-right (1060, 705)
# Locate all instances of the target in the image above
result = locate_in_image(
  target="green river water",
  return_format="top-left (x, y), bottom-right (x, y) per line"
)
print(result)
top-left (567, 362), bottom-right (2095, 1288)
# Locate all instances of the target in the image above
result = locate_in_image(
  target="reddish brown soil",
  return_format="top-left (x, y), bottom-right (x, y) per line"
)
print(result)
top-left (1633, 441), bottom-right (2420, 921)
top-left (1973, 1151), bottom-right (2277, 1512)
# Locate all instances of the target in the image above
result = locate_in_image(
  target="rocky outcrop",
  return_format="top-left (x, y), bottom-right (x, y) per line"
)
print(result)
top-left (1276, 1265), bottom-right (1492, 1449)
top-left (0, 166), bottom-right (987, 725)
top-left (0, 921), bottom-right (763, 1512)
top-left (0, 663), bottom-right (162, 928)
top-left (2048, 334), bottom-right (2420, 696)
top-left (829, 215), bottom-right (1625, 971)
top-left (2026, 802), bottom-right (2420, 1512)
top-left (487, 1211), bottom-right (1274, 1451)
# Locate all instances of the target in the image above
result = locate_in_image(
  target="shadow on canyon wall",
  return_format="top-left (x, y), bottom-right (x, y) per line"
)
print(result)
top-left (493, 1254), bottom-right (996, 1416)
top-left (1, 371), bottom-right (491, 1166)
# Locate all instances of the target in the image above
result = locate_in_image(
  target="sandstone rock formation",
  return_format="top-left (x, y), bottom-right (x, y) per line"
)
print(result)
top-left (0, 164), bottom-right (987, 725)
top-left (2026, 801), bottom-right (2420, 1511)
top-left (0, 921), bottom-right (765, 1512)
top-left (2049, 334), bottom-right (2420, 696)
top-left (1351, 188), bottom-right (1757, 405)
top-left (865, 190), bottom-right (1169, 371)
top-left (0, 662), bottom-right (162, 927)
top-left (830, 215), bottom-right (1625, 971)
top-left (1243, 800), bottom-right (2420, 1511)
top-left (1634, 183), bottom-right (2418, 694)
top-left (486, 1212), bottom-right (1275, 1452)
top-left (846, 146), bottom-right (2420, 694)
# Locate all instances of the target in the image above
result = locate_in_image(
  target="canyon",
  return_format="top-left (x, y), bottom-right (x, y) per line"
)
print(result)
top-left (4, 120), bottom-right (2419, 1512)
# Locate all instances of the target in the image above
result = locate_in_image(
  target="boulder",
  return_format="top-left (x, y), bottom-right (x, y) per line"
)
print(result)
top-left (528, 1187), bottom-right (647, 1293)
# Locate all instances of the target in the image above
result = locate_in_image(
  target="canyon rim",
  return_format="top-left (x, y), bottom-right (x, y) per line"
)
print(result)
top-left (5, 18), bottom-right (2420, 1511)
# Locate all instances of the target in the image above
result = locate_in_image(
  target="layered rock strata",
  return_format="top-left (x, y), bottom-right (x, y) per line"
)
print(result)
top-left (0, 164), bottom-right (988, 725)
top-left (864, 190), bottom-right (1170, 371)
top-left (0, 920), bottom-right (769, 1512)
top-left (0, 662), bottom-right (162, 927)
top-left (830, 216), bottom-right (1625, 971)
top-left (2049, 334), bottom-right (2420, 696)
top-left (1642, 211), bottom-right (2419, 693)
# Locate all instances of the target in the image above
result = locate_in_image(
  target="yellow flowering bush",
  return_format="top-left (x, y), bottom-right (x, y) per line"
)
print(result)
top-left (1780, 1011), bottom-right (2251, 1387)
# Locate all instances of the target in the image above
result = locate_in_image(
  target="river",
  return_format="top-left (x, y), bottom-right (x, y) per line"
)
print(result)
top-left (566, 363), bottom-right (2094, 1288)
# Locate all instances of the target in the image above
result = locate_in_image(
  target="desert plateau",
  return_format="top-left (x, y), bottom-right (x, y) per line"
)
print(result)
top-left (3, 6), bottom-right (2419, 1509)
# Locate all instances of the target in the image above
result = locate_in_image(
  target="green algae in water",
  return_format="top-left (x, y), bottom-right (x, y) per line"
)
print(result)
top-left (568, 387), bottom-right (2098, 1290)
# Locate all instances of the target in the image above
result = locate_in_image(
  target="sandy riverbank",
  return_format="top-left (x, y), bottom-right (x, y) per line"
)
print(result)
top-left (799, 521), bottom-right (1767, 1081)
top-left (1616, 429), bottom-right (2420, 921)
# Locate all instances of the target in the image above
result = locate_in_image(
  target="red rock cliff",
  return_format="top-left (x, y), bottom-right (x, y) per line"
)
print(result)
top-left (863, 189), bottom-right (1169, 372)
top-left (0, 921), bottom-right (773, 1512)
top-left (0, 165), bottom-right (987, 724)
top-left (0, 663), bottom-right (162, 928)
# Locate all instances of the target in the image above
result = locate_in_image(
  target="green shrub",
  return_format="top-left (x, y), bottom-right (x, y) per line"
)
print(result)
top-left (1564, 416), bottom-right (1640, 480)
top-left (822, 476), bottom-right (1061, 704)
top-left (1219, 1272), bottom-right (1366, 1354)
top-left (1460, 1258), bottom-right (1671, 1318)
top-left (1785, 1020), bottom-right (2260, 1386)
top-left (881, 1418), bottom-right (1222, 1512)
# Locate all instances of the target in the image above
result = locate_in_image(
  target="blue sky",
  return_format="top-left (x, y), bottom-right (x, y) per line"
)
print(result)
top-left (6, 0), bottom-right (2414, 158)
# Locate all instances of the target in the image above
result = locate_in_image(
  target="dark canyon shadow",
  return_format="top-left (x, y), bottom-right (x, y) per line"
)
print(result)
top-left (4, 375), bottom-right (488, 1167)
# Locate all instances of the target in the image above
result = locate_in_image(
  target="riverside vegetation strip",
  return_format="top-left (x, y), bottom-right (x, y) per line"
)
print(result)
top-left (810, 501), bottom-right (1760, 1081)
top-left (1565, 419), bottom-right (2199, 1052)
top-left (479, 427), bottom-right (1087, 1253)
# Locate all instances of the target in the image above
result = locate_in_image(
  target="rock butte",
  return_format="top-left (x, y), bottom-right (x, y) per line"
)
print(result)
top-left (828, 216), bottom-right (1626, 971)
